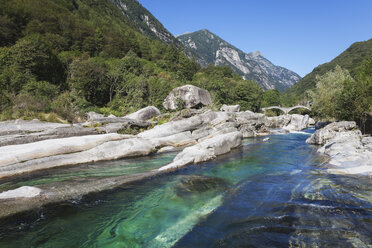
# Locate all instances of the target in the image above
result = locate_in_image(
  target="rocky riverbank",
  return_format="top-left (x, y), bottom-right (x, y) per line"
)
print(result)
top-left (0, 105), bottom-right (313, 219)
top-left (307, 121), bottom-right (372, 176)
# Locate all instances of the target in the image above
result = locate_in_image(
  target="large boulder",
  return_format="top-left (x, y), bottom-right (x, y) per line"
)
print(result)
top-left (125, 106), bottom-right (161, 122)
top-left (163, 84), bottom-right (212, 110)
top-left (283, 114), bottom-right (310, 131)
top-left (265, 115), bottom-right (292, 128)
top-left (307, 121), bottom-right (357, 145)
top-left (220, 104), bottom-right (240, 113)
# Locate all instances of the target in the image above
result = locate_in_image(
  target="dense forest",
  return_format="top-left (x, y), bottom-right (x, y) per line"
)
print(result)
top-left (0, 0), bottom-right (268, 122)
top-left (0, 0), bottom-right (371, 127)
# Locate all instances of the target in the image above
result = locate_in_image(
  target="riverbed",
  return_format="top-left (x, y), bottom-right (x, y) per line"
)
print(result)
top-left (0, 129), bottom-right (371, 247)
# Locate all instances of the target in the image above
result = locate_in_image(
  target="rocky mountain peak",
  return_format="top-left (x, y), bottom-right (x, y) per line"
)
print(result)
top-left (178, 30), bottom-right (301, 91)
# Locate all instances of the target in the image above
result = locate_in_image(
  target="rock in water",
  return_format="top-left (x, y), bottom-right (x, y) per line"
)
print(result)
top-left (125, 106), bottom-right (161, 121)
top-left (307, 121), bottom-right (372, 176)
top-left (220, 104), bottom-right (240, 112)
top-left (163, 85), bottom-right (212, 110)
top-left (283, 114), bottom-right (309, 131)
top-left (175, 175), bottom-right (228, 196)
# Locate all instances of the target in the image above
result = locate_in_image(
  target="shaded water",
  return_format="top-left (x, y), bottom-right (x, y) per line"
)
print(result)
top-left (1, 129), bottom-right (372, 247)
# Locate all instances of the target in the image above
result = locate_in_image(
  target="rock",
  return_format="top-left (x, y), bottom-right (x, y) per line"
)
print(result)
top-left (263, 137), bottom-right (270, 142)
top-left (315, 121), bottom-right (331, 130)
top-left (152, 131), bottom-right (196, 147)
top-left (0, 119), bottom-right (69, 136)
top-left (158, 146), bottom-right (176, 153)
top-left (0, 125), bottom-right (99, 147)
top-left (0, 138), bottom-right (155, 179)
top-left (0, 186), bottom-right (42, 199)
top-left (266, 115), bottom-right (291, 128)
top-left (307, 121), bottom-right (357, 145)
top-left (125, 106), bottom-right (161, 121)
top-left (283, 114), bottom-right (309, 131)
top-left (362, 137), bottom-right (372, 152)
top-left (175, 175), bottom-right (228, 196)
top-left (87, 112), bottom-right (104, 121)
top-left (163, 84), bottom-right (212, 110)
top-left (169, 108), bottom-right (202, 121)
top-left (220, 104), bottom-right (240, 112)
top-left (0, 133), bottom-right (126, 166)
top-left (239, 124), bottom-right (256, 138)
top-left (308, 121), bottom-right (372, 176)
top-left (139, 111), bottom-right (217, 139)
top-left (308, 118), bottom-right (316, 125)
top-left (236, 112), bottom-right (266, 126)
top-left (108, 114), bottom-right (116, 118)
top-left (158, 131), bottom-right (242, 171)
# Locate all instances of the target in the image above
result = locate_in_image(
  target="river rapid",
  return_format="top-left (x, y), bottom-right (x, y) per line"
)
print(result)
top-left (0, 129), bottom-right (371, 247)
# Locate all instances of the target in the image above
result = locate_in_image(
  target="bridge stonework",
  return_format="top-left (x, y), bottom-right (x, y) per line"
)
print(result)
top-left (261, 105), bottom-right (310, 114)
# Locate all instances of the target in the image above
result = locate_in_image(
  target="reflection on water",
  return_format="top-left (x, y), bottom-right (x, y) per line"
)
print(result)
top-left (0, 130), bottom-right (372, 247)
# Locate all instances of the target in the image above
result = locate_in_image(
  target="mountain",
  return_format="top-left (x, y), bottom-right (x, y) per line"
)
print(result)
top-left (178, 29), bottom-right (301, 91)
top-left (288, 38), bottom-right (372, 97)
top-left (110, 0), bottom-right (179, 45)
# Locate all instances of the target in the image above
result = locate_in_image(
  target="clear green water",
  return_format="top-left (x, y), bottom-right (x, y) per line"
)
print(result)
top-left (0, 130), bottom-right (372, 247)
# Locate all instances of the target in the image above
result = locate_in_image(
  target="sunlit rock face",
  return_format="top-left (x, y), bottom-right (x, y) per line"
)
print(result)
top-left (163, 85), bottom-right (212, 110)
top-left (178, 29), bottom-right (301, 91)
top-left (307, 121), bottom-right (372, 176)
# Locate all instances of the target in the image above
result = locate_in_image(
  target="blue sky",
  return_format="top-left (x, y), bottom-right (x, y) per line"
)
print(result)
top-left (138, 0), bottom-right (372, 77)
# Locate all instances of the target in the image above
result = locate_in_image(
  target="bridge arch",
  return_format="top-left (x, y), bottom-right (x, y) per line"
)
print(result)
top-left (261, 105), bottom-right (310, 115)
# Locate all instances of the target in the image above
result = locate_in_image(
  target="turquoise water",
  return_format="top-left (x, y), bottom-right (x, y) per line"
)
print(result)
top-left (0, 130), bottom-right (372, 247)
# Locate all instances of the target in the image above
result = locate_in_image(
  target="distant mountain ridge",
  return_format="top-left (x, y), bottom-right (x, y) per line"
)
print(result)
top-left (288, 38), bottom-right (372, 97)
top-left (110, 0), bottom-right (180, 45)
top-left (178, 29), bottom-right (301, 91)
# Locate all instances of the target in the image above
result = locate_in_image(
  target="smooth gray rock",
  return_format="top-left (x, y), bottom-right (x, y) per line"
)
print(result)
top-left (139, 111), bottom-right (217, 139)
top-left (308, 118), bottom-right (316, 125)
top-left (220, 104), bottom-right (240, 112)
top-left (266, 115), bottom-right (291, 128)
top-left (283, 114), bottom-right (309, 131)
top-left (169, 108), bottom-right (202, 121)
top-left (0, 138), bottom-right (155, 179)
top-left (307, 121), bottom-right (357, 145)
top-left (87, 112), bottom-right (104, 121)
top-left (236, 112), bottom-right (266, 126)
top-left (307, 121), bottom-right (372, 175)
top-left (0, 186), bottom-right (41, 199)
top-left (239, 125), bottom-right (257, 138)
top-left (0, 125), bottom-right (99, 147)
top-left (0, 119), bottom-right (69, 136)
top-left (159, 131), bottom-right (242, 171)
top-left (163, 84), bottom-right (212, 110)
top-left (0, 133), bottom-right (126, 166)
top-left (125, 106), bottom-right (161, 121)
top-left (157, 146), bottom-right (176, 153)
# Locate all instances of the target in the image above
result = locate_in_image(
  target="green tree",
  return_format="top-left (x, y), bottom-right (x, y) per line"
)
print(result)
top-left (68, 57), bottom-right (110, 106)
top-left (310, 65), bottom-right (354, 119)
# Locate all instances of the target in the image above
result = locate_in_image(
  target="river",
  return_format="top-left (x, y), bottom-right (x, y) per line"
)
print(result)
top-left (0, 129), bottom-right (371, 247)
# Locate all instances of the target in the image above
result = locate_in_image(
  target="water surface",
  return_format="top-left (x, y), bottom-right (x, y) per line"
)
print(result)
top-left (0, 129), bottom-right (371, 247)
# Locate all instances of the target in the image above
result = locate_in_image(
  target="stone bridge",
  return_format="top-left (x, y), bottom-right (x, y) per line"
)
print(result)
top-left (261, 105), bottom-right (311, 114)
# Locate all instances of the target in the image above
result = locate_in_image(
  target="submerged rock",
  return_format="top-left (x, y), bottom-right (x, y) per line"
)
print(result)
top-left (163, 84), bottom-right (212, 110)
top-left (175, 175), bottom-right (228, 196)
